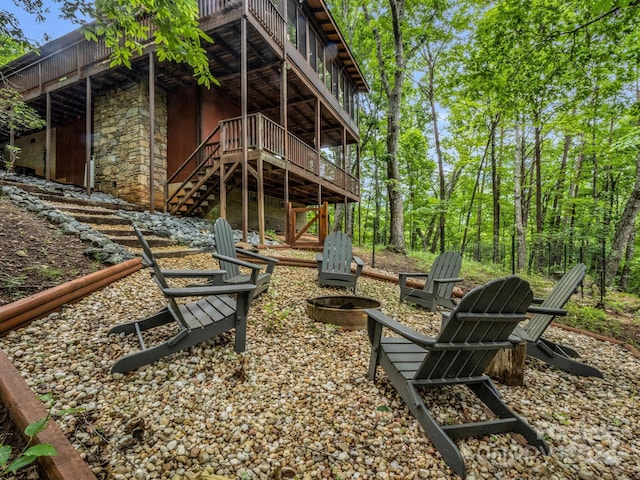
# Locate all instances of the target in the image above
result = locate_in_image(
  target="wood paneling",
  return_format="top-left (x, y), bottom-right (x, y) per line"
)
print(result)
top-left (167, 86), bottom-right (198, 181)
top-left (55, 116), bottom-right (86, 185)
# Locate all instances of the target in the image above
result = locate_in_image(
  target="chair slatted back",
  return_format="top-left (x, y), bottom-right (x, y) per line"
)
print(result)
top-left (213, 218), bottom-right (241, 281)
top-left (132, 224), bottom-right (189, 330)
top-left (526, 263), bottom-right (586, 341)
top-left (425, 251), bottom-right (462, 299)
top-left (321, 231), bottom-right (353, 274)
top-left (415, 276), bottom-right (532, 380)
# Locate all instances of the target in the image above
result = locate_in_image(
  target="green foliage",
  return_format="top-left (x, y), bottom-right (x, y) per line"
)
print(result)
top-left (563, 303), bottom-right (619, 337)
top-left (82, 0), bottom-right (217, 87)
top-left (0, 393), bottom-right (58, 475)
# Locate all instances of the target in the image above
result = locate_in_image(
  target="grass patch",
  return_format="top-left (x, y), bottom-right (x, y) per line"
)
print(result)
top-left (560, 303), bottom-right (621, 338)
top-left (26, 265), bottom-right (62, 282)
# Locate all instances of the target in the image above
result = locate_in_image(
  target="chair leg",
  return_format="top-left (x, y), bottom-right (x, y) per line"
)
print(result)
top-left (539, 338), bottom-right (580, 358)
top-left (527, 341), bottom-right (603, 378)
top-left (111, 328), bottom-right (190, 374)
top-left (469, 380), bottom-right (550, 454)
top-left (399, 382), bottom-right (467, 478)
top-left (108, 307), bottom-right (173, 335)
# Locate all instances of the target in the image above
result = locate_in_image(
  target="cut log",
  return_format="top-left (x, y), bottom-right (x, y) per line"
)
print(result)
top-left (485, 340), bottom-right (527, 386)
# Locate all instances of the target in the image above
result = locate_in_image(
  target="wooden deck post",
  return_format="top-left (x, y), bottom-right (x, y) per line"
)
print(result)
top-left (148, 53), bottom-right (156, 213)
top-left (45, 92), bottom-right (51, 181)
top-left (241, 15), bottom-right (249, 242)
top-left (85, 76), bottom-right (92, 195)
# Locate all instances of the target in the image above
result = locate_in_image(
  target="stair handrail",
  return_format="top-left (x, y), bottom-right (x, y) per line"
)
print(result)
top-left (165, 125), bottom-right (221, 210)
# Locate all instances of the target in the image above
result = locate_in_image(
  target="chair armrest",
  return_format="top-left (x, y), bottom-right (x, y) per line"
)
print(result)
top-left (432, 277), bottom-right (463, 285)
top-left (399, 272), bottom-right (431, 278)
top-left (162, 283), bottom-right (256, 297)
top-left (353, 256), bottom-right (364, 276)
top-left (366, 308), bottom-right (436, 348)
top-left (236, 248), bottom-right (279, 274)
top-left (398, 272), bottom-right (430, 288)
top-left (528, 305), bottom-right (567, 316)
top-left (212, 253), bottom-right (263, 271)
top-left (161, 269), bottom-right (225, 279)
top-left (531, 297), bottom-right (544, 304)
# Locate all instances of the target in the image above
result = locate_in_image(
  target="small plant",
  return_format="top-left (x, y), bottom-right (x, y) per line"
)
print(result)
top-left (27, 265), bottom-right (63, 282)
top-left (0, 393), bottom-right (58, 474)
top-left (0, 272), bottom-right (27, 290)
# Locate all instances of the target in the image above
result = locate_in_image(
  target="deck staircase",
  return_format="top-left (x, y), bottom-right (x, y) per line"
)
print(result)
top-left (166, 126), bottom-right (222, 217)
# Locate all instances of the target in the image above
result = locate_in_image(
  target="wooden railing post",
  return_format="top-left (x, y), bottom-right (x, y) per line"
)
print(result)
top-left (319, 201), bottom-right (328, 245)
top-left (257, 113), bottom-right (263, 151)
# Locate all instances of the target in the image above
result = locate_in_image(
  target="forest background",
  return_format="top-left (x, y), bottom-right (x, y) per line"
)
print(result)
top-left (2, 0), bottom-right (640, 295)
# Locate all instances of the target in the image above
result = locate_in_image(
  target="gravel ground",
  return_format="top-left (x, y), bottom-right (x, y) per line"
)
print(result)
top-left (1, 254), bottom-right (639, 480)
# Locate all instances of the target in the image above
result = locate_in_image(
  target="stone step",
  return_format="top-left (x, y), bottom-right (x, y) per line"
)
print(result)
top-left (70, 213), bottom-right (132, 225)
top-left (88, 226), bottom-right (150, 237)
top-left (128, 246), bottom-right (208, 258)
top-left (36, 193), bottom-right (144, 211)
top-left (107, 236), bottom-right (179, 248)
top-left (47, 204), bottom-right (120, 216)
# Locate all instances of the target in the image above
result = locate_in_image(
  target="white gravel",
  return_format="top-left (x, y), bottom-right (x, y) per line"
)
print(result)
top-left (1, 254), bottom-right (639, 480)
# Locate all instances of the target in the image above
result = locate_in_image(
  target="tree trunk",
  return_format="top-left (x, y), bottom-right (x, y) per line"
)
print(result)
top-left (491, 121), bottom-right (502, 263)
top-left (364, 0), bottom-right (407, 254)
top-left (514, 122), bottom-right (527, 272)
top-left (605, 150), bottom-right (640, 286)
top-left (424, 44), bottom-right (446, 253)
top-left (620, 230), bottom-right (634, 291)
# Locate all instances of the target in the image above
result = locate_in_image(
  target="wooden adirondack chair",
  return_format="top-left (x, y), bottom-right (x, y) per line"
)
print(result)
top-left (367, 276), bottom-right (550, 479)
top-left (212, 218), bottom-right (278, 299)
top-left (399, 251), bottom-right (463, 311)
top-left (514, 263), bottom-right (602, 378)
top-left (316, 231), bottom-right (364, 293)
top-left (108, 225), bottom-right (256, 373)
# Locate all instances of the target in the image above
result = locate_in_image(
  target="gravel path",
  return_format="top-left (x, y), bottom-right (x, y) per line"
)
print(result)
top-left (1, 254), bottom-right (639, 480)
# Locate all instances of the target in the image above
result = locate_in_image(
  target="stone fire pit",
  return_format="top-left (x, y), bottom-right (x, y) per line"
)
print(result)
top-left (306, 295), bottom-right (382, 330)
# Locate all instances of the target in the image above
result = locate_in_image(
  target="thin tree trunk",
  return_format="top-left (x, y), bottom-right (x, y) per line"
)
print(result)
top-left (491, 120), bottom-right (502, 263)
top-left (461, 139), bottom-right (488, 256)
top-left (423, 44), bottom-right (446, 253)
top-left (363, 1), bottom-right (407, 254)
top-left (514, 122), bottom-right (527, 272)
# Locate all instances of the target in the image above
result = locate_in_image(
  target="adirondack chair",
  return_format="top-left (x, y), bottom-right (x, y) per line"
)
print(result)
top-left (316, 231), bottom-right (364, 293)
top-left (108, 225), bottom-right (256, 373)
top-left (399, 251), bottom-right (463, 311)
top-left (212, 217), bottom-right (278, 299)
top-left (514, 263), bottom-right (602, 378)
top-left (367, 276), bottom-right (550, 479)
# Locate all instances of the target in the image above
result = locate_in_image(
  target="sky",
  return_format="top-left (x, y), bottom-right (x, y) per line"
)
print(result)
top-left (8, 1), bottom-right (83, 44)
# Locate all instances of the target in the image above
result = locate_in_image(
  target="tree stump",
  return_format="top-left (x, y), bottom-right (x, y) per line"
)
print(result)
top-left (485, 341), bottom-right (527, 386)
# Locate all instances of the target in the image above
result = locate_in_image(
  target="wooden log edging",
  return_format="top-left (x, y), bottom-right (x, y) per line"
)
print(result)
top-left (0, 258), bottom-right (142, 335)
top-left (0, 260), bottom-right (143, 480)
top-left (551, 322), bottom-right (640, 359)
top-left (0, 348), bottom-right (98, 480)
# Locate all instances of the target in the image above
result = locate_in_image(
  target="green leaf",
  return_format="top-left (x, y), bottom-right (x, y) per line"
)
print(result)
top-left (376, 405), bottom-right (389, 412)
top-left (24, 417), bottom-right (48, 438)
top-left (23, 444), bottom-right (58, 458)
top-left (0, 445), bottom-right (12, 465)
top-left (7, 455), bottom-right (37, 473)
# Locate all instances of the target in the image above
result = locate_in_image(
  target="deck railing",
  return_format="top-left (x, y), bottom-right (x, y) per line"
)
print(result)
top-left (5, 0), bottom-right (284, 94)
top-left (220, 113), bottom-right (359, 197)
